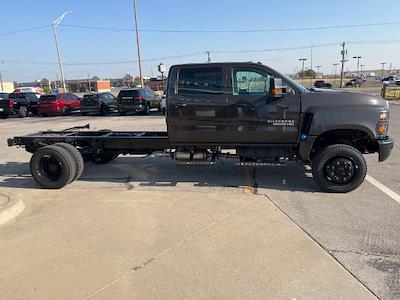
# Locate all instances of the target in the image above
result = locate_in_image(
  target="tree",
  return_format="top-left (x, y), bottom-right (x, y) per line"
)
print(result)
top-left (297, 69), bottom-right (317, 78)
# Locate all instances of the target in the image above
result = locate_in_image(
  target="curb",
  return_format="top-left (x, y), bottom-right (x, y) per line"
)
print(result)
top-left (0, 194), bottom-right (25, 226)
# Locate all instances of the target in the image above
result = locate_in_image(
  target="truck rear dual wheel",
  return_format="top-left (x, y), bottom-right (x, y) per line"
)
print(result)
top-left (30, 144), bottom-right (84, 189)
top-left (312, 144), bottom-right (367, 193)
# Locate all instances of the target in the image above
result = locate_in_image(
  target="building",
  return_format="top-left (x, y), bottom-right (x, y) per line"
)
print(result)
top-left (121, 74), bottom-right (134, 87)
top-left (0, 81), bottom-right (15, 93)
top-left (147, 77), bottom-right (167, 93)
top-left (65, 79), bottom-right (111, 93)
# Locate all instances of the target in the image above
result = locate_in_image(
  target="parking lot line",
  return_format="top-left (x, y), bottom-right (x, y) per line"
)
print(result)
top-left (366, 174), bottom-right (400, 205)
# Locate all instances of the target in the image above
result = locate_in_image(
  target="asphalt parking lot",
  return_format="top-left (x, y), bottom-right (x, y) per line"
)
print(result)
top-left (0, 104), bottom-right (399, 299)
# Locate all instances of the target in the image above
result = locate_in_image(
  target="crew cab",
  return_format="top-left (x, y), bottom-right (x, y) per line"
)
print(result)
top-left (8, 62), bottom-right (393, 193)
top-left (0, 92), bottom-right (40, 118)
top-left (38, 93), bottom-right (80, 116)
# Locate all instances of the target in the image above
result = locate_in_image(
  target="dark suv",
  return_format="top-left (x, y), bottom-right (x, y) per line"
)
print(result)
top-left (80, 92), bottom-right (118, 116)
top-left (0, 92), bottom-right (40, 118)
top-left (117, 88), bottom-right (161, 115)
top-left (314, 80), bottom-right (332, 89)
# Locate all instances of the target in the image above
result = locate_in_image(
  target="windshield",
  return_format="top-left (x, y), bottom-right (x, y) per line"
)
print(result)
top-left (279, 73), bottom-right (308, 92)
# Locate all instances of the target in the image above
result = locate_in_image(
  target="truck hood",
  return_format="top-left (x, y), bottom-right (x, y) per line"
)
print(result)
top-left (300, 88), bottom-right (389, 111)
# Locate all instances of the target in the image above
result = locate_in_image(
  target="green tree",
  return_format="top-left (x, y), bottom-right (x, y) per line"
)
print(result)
top-left (297, 69), bottom-right (317, 78)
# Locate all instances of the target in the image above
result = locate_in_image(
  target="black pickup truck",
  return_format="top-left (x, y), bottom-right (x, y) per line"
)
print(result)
top-left (8, 62), bottom-right (393, 192)
top-left (0, 92), bottom-right (40, 118)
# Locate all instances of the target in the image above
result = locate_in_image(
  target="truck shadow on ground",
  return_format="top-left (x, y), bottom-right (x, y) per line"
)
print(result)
top-left (0, 157), bottom-right (320, 193)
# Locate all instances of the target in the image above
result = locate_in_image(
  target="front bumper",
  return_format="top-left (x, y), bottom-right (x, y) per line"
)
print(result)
top-left (378, 136), bottom-right (394, 162)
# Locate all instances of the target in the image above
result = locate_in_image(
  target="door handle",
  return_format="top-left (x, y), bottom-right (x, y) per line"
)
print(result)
top-left (176, 103), bottom-right (188, 108)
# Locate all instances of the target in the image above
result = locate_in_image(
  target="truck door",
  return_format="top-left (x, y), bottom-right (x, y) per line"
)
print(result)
top-left (167, 65), bottom-right (229, 143)
top-left (226, 65), bottom-right (301, 144)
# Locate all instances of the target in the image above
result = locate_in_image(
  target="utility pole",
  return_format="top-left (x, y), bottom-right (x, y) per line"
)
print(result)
top-left (133, 0), bottom-right (144, 87)
top-left (333, 63), bottom-right (339, 85)
top-left (353, 56), bottom-right (361, 77)
top-left (0, 64), bottom-right (3, 92)
top-left (206, 51), bottom-right (212, 63)
top-left (339, 42), bottom-right (347, 88)
top-left (310, 42), bottom-right (313, 71)
top-left (389, 63), bottom-right (392, 74)
top-left (316, 65), bottom-right (322, 78)
top-left (52, 11), bottom-right (73, 92)
top-left (380, 63), bottom-right (386, 77)
top-left (299, 58), bottom-right (307, 85)
top-left (360, 64), bottom-right (364, 75)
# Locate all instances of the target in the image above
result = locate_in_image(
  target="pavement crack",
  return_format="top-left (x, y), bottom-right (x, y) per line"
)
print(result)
top-left (262, 194), bottom-right (380, 300)
top-left (329, 248), bottom-right (400, 259)
top-left (82, 201), bottom-right (254, 300)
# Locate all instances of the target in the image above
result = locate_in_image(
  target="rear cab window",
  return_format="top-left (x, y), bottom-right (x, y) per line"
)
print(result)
top-left (177, 67), bottom-right (222, 95)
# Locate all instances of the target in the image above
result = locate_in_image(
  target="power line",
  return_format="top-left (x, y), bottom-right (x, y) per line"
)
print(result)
top-left (2, 39), bottom-right (400, 66)
top-left (58, 20), bottom-right (400, 33)
top-left (2, 20), bottom-right (400, 39)
top-left (0, 25), bottom-right (51, 37)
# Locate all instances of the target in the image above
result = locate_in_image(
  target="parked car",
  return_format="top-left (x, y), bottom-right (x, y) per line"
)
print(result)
top-left (0, 92), bottom-right (40, 118)
top-left (0, 93), bottom-right (11, 119)
top-left (80, 92), bottom-right (118, 116)
top-left (38, 93), bottom-right (80, 116)
top-left (117, 88), bottom-right (161, 115)
top-left (161, 95), bottom-right (167, 115)
top-left (314, 80), bottom-right (332, 89)
top-left (345, 77), bottom-right (363, 87)
top-left (382, 76), bottom-right (400, 86)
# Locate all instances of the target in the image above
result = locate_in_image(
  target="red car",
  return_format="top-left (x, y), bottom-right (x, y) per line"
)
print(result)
top-left (38, 93), bottom-right (80, 116)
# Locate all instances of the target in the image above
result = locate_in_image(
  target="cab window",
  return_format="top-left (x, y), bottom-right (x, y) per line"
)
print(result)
top-left (233, 69), bottom-right (270, 95)
top-left (177, 67), bottom-right (222, 94)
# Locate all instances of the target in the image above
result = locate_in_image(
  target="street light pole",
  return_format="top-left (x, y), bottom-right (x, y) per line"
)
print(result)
top-left (353, 56), bottom-right (361, 77)
top-left (333, 63), bottom-right (339, 85)
top-left (299, 58), bottom-right (307, 85)
top-left (360, 64), bottom-right (364, 75)
top-left (133, 0), bottom-right (144, 87)
top-left (380, 63), bottom-right (386, 77)
top-left (52, 11), bottom-right (73, 92)
top-left (316, 65), bottom-right (322, 78)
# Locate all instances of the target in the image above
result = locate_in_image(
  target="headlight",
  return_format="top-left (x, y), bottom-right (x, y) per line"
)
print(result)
top-left (379, 110), bottom-right (389, 121)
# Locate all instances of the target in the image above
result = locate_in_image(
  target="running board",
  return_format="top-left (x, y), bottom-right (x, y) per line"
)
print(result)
top-left (235, 161), bottom-right (286, 167)
top-left (176, 161), bottom-right (216, 166)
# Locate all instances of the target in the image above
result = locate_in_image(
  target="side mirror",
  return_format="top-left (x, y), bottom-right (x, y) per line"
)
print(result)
top-left (269, 77), bottom-right (288, 99)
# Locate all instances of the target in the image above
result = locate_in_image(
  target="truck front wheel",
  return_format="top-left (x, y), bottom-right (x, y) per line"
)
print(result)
top-left (312, 144), bottom-right (367, 193)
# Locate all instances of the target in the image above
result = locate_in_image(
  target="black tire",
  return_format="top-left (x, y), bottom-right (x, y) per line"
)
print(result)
top-left (54, 143), bottom-right (85, 180)
top-left (18, 106), bottom-right (28, 118)
top-left (91, 153), bottom-right (118, 164)
top-left (62, 106), bottom-right (70, 116)
top-left (142, 103), bottom-right (150, 115)
top-left (100, 104), bottom-right (109, 116)
top-left (0, 115), bottom-right (8, 119)
top-left (118, 110), bottom-right (127, 116)
top-left (30, 145), bottom-right (77, 189)
top-left (312, 144), bottom-right (367, 193)
top-left (81, 112), bottom-right (89, 116)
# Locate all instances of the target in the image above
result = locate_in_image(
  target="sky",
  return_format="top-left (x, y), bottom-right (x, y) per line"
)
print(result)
top-left (1, 0), bottom-right (400, 82)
